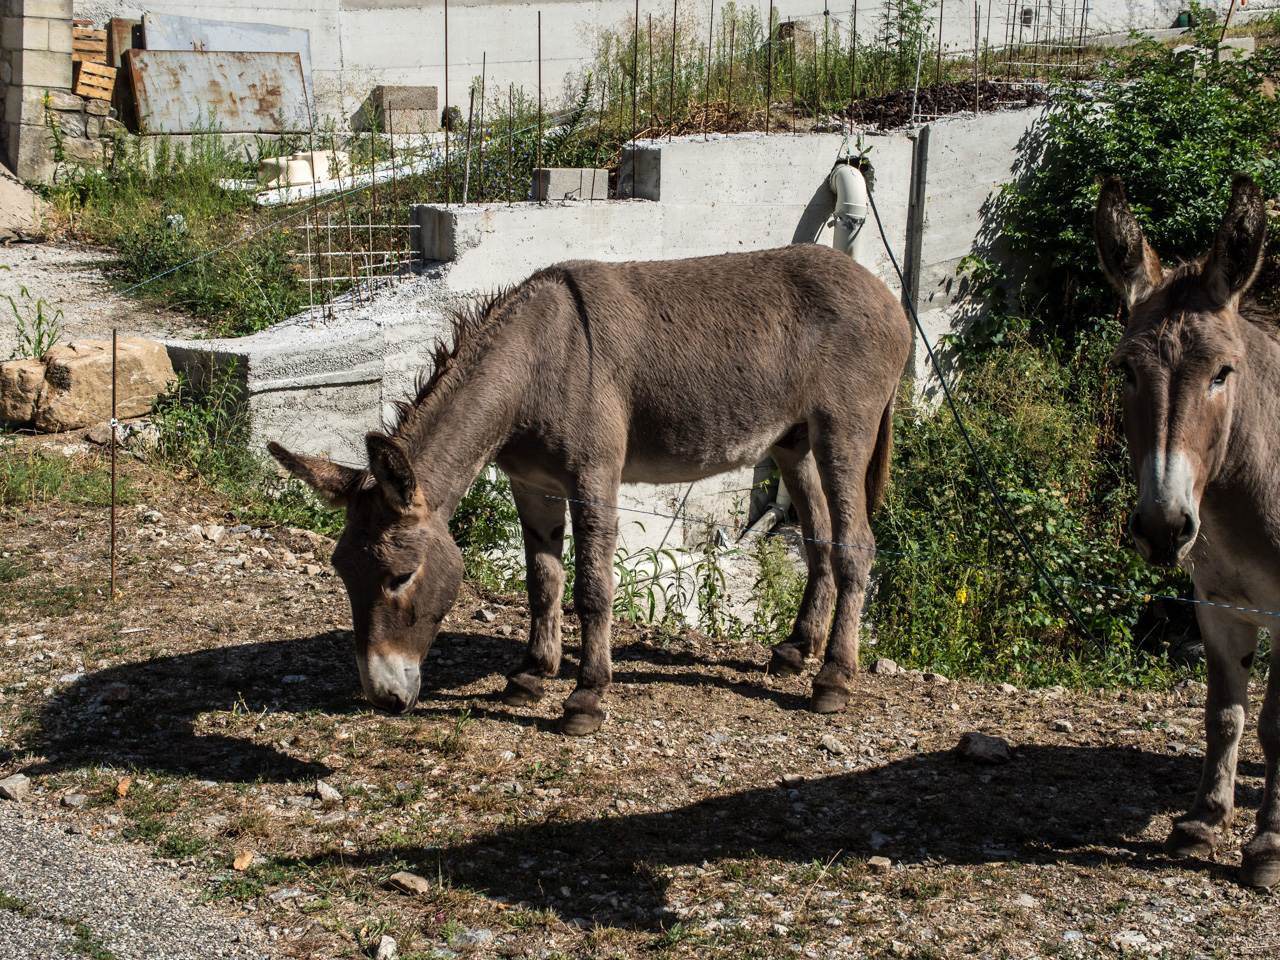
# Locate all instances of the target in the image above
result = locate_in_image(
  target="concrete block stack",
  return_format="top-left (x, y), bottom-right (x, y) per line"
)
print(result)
top-left (0, 1), bottom-right (120, 181)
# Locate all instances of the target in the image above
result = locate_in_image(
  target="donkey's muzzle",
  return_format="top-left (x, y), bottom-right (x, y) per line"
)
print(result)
top-left (1129, 506), bottom-right (1198, 566)
top-left (359, 654), bottom-right (421, 715)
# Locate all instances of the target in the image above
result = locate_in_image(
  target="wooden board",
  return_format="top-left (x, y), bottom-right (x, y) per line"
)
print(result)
top-left (73, 28), bottom-right (107, 65)
top-left (73, 62), bottom-right (116, 101)
top-left (107, 19), bottom-right (143, 131)
top-left (126, 50), bottom-right (310, 134)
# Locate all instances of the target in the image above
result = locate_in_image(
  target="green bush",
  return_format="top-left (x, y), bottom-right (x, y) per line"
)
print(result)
top-left (871, 336), bottom-right (1191, 688)
top-left (1000, 11), bottom-right (1280, 339)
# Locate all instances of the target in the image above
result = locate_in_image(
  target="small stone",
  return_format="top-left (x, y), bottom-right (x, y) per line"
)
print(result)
top-left (1062, 930), bottom-right (1084, 943)
top-left (389, 871), bottom-right (432, 895)
top-left (374, 935), bottom-right (398, 960)
top-left (771, 924), bottom-right (789, 936)
top-left (474, 608), bottom-right (498, 623)
top-left (99, 682), bottom-right (130, 703)
top-left (924, 671), bottom-right (948, 683)
top-left (315, 780), bottom-right (342, 803)
top-left (85, 99), bottom-right (111, 117)
top-left (281, 550), bottom-right (297, 565)
top-left (0, 774), bottom-right (31, 801)
top-left (453, 928), bottom-right (495, 947)
top-left (890, 942), bottom-right (910, 957)
top-left (230, 524), bottom-right (251, 534)
top-left (780, 773), bottom-right (803, 787)
top-left (85, 422), bottom-right (117, 446)
top-left (204, 524), bottom-right (225, 543)
top-left (144, 510), bottom-right (163, 523)
top-left (304, 564), bottom-right (321, 576)
top-left (268, 886), bottom-right (301, 901)
top-left (1111, 930), bottom-right (1148, 950)
top-left (870, 658), bottom-right (899, 675)
top-left (61, 793), bottom-right (88, 808)
top-left (997, 682), bottom-right (1018, 694)
top-left (824, 916), bottom-right (843, 927)
top-left (1014, 893), bottom-right (1037, 908)
top-left (819, 734), bottom-right (849, 756)
top-left (1053, 719), bottom-right (1073, 733)
top-left (957, 731), bottom-right (1012, 764)
top-left (868, 855), bottom-right (893, 874)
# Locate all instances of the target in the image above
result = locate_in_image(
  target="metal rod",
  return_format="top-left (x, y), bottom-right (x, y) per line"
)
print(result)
top-left (935, 0), bottom-right (945, 92)
top-left (766, 0), bottom-right (773, 134)
top-left (462, 83), bottom-right (475, 204)
top-left (974, 2), bottom-right (981, 113)
top-left (703, 0), bottom-right (714, 140)
top-left (727, 17), bottom-right (734, 121)
top-left (910, 28), bottom-right (924, 124)
top-left (444, 0), bottom-right (450, 206)
top-left (369, 118), bottom-right (378, 292)
top-left (478, 52), bottom-right (486, 207)
top-left (389, 106), bottom-right (400, 284)
top-left (305, 211), bottom-right (314, 318)
top-left (849, 0), bottom-right (859, 127)
top-left (648, 14), bottom-right (655, 131)
top-left (669, 0), bottom-right (677, 140)
top-left (538, 10), bottom-right (543, 198)
top-left (306, 127), bottom-right (327, 318)
top-left (632, 0), bottom-right (639, 144)
top-left (508, 84), bottom-right (515, 204)
top-left (109, 328), bottom-right (116, 599)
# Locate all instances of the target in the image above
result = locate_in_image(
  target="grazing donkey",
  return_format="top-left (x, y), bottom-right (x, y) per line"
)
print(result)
top-left (270, 243), bottom-right (911, 735)
top-left (1095, 174), bottom-right (1280, 887)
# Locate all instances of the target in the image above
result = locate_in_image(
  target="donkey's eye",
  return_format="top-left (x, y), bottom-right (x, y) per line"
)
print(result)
top-left (1118, 362), bottom-right (1136, 386)
top-left (388, 573), bottom-right (414, 592)
top-left (1211, 366), bottom-right (1233, 388)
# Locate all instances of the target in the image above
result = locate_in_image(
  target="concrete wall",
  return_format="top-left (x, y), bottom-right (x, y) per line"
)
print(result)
top-left (69, 0), bottom-right (1263, 125)
top-left (2, 0), bottom-right (75, 181)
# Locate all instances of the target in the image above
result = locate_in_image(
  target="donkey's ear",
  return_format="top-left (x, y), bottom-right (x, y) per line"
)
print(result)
top-left (366, 433), bottom-right (418, 512)
top-left (1094, 177), bottom-right (1163, 311)
top-left (268, 441), bottom-right (362, 509)
top-left (1203, 174), bottom-right (1266, 308)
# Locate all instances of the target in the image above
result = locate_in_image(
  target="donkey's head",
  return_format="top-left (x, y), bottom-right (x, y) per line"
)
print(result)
top-left (268, 435), bottom-right (464, 714)
top-left (1095, 174), bottom-right (1267, 566)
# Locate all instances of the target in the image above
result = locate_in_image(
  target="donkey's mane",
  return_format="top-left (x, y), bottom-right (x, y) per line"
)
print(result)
top-left (1156, 261), bottom-right (1280, 337)
top-left (386, 274), bottom-right (557, 444)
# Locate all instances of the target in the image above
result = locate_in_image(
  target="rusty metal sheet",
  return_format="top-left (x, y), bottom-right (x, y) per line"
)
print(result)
top-left (141, 13), bottom-right (313, 111)
top-left (126, 50), bottom-right (310, 134)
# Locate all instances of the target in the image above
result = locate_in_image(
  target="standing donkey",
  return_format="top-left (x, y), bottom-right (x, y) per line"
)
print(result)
top-left (1095, 174), bottom-right (1280, 887)
top-left (269, 243), bottom-right (912, 736)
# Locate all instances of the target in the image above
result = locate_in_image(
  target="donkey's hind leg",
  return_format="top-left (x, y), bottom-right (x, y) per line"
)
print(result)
top-left (766, 441), bottom-right (836, 678)
top-left (503, 483), bottom-right (568, 707)
top-left (806, 415), bottom-right (879, 714)
top-left (1242, 611), bottom-right (1280, 888)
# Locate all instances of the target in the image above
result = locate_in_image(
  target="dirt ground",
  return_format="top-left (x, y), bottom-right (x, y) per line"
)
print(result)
top-left (1, 437), bottom-right (1278, 959)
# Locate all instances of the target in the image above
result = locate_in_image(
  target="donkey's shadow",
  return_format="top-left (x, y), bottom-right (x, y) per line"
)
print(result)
top-left (16, 628), bottom-right (522, 783)
top-left (370, 741), bottom-right (1236, 931)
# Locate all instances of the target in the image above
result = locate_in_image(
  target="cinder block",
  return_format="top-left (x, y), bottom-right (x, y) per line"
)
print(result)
top-left (10, 120), bottom-right (53, 180)
top-left (531, 167), bottom-right (609, 201)
top-left (4, 16), bottom-right (51, 50)
top-left (12, 0), bottom-right (74, 21)
top-left (9, 48), bottom-right (72, 89)
top-left (356, 85), bottom-right (440, 133)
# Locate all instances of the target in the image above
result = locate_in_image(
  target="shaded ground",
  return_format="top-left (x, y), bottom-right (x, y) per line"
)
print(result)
top-left (1, 438), bottom-right (1277, 958)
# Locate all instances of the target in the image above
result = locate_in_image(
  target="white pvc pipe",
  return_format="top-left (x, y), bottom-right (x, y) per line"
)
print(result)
top-left (828, 163), bottom-right (871, 268)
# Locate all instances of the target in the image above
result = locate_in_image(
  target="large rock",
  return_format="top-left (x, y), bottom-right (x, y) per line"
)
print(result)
top-left (29, 338), bottom-right (176, 432)
top-left (0, 357), bottom-right (46, 422)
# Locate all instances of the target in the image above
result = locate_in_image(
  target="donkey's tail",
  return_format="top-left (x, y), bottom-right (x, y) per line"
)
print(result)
top-left (864, 395), bottom-right (896, 515)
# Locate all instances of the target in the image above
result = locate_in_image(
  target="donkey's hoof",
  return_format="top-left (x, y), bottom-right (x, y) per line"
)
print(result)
top-left (767, 644), bottom-right (807, 678)
top-left (501, 675), bottom-right (544, 707)
top-left (559, 711), bottom-right (604, 736)
top-left (810, 688), bottom-right (850, 714)
top-left (1165, 821), bottom-right (1218, 859)
top-left (1241, 835), bottom-right (1280, 888)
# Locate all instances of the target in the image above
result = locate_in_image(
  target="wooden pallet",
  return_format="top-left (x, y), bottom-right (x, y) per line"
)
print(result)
top-left (73, 62), bottom-right (116, 102)
top-left (73, 27), bottom-right (107, 65)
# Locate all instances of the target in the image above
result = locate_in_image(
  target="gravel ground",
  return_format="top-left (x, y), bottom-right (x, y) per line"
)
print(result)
top-left (0, 243), bottom-right (201, 356)
top-left (0, 803), bottom-right (273, 959)
top-left (3, 439), bottom-right (1280, 958)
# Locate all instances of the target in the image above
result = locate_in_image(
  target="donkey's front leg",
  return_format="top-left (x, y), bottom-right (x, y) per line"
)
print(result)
top-left (1167, 604), bottom-right (1255, 861)
top-left (1241, 614), bottom-right (1280, 888)
top-left (502, 483), bottom-right (568, 707)
top-left (560, 476), bottom-right (620, 736)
